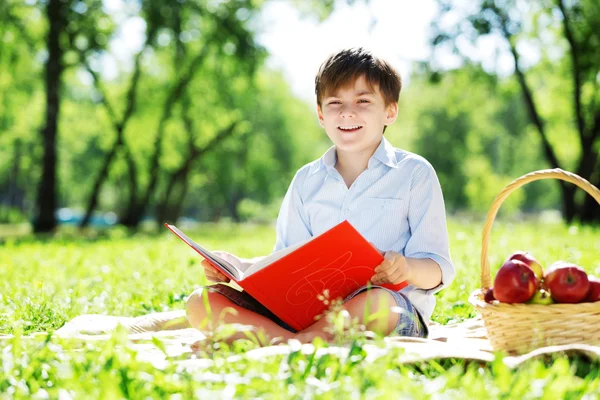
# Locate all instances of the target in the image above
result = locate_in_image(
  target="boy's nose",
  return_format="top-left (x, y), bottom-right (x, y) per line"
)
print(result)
top-left (340, 105), bottom-right (357, 117)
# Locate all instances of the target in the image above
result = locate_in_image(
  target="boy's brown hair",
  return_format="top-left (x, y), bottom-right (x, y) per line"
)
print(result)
top-left (315, 47), bottom-right (402, 108)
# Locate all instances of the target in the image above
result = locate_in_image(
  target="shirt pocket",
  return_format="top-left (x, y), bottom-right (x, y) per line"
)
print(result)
top-left (360, 197), bottom-right (409, 250)
top-left (363, 197), bottom-right (407, 211)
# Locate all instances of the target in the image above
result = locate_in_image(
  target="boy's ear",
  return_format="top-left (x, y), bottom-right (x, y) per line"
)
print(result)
top-left (385, 102), bottom-right (399, 125)
top-left (316, 105), bottom-right (325, 127)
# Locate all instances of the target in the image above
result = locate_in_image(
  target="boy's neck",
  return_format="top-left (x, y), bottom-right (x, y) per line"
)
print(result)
top-left (334, 143), bottom-right (378, 187)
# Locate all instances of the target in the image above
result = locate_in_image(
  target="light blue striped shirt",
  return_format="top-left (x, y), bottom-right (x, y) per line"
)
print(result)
top-left (273, 137), bottom-right (454, 323)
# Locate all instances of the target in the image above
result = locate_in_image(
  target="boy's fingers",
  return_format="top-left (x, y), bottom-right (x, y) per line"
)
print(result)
top-left (200, 256), bottom-right (230, 282)
top-left (206, 268), bottom-right (224, 277)
top-left (386, 270), bottom-right (405, 285)
top-left (217, 271), bottom-right (229, 280)
top-left (204, 269), bottom-right (217, 278)
top-left (202, 264), bottom-right (229, 282)
top-left (203, 262), bottom-right (219, 273)
top-left (206, 272), bottom-right (229, 283)
top-left (375, 272), bottom-right (388, 282)
top-left (370, 274), bottom-right (386, 285)
top-left (374, 259), bottom-right (395, 273)
top-left (384, 251), bottom-right (398, 263)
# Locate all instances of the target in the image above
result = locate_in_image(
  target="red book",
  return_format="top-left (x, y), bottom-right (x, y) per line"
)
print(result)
top-left (166, 220), bottom-right (408, 331)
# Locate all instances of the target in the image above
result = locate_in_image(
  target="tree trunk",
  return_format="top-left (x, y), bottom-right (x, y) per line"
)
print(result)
top-left (156, 176), bottom-right (191, 226)
top-left (168, 179), bottom-right (190, 223)
top-left (562, 185), bottom-right (577, 223)
top-left (120, 147), bottom-right (139, 228)
top-left (80, 133), bottom-right (122, 228)
top-left (155, 119), bottom-right (239, 226)
top-left (579, 162), bottom-right (600, 223)
top-left (228, 191), bottom-right (243, 222)
top-left (156, 169), bottom-right (188, 226)
top-left (34, 0), bottom-right (66, 233)
top-left (8, 139), bottom-right (22, 209)
top-left (496, 8), bottom-right (600, 225)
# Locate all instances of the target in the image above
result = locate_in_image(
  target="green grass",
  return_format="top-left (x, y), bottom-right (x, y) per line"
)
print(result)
top-left (1, 218), bottom-right (599, 398)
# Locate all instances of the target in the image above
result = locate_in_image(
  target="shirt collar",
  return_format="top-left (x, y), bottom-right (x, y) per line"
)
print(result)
top-left (310, 137), bottom-right (398, 175)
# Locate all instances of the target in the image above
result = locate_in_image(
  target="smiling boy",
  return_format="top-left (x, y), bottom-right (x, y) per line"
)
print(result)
top-left (186, 48), bottom-right (454, 343)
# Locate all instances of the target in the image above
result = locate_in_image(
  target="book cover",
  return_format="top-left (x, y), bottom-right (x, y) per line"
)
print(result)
top-left (167, 220), bottom-right (408, 331)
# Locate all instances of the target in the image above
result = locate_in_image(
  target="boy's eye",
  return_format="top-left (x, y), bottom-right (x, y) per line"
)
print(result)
top-left (328, 101), bottom-right (341, 105)
top-left (358, 99), bottom-right (370, 103)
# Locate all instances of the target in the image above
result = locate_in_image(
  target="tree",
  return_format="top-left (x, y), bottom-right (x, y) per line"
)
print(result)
top-left (77, 0), bottom-right (356, 228)
top-left (3, 0), bottom-right (111, 232)
top-left (1, 0), bottom-right (365, 231)
top-left (33, 0), bottom-right (68, 232)
top-left (431, 0), bottom-right (600, 222)
top-left (403, 64), bottom-right (536, 214)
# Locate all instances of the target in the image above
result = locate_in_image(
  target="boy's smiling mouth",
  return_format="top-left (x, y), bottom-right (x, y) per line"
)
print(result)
top-left (338, 125), bottom-right (363, 132)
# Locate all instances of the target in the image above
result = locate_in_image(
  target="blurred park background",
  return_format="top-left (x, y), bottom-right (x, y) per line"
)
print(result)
top-left (1, 0), bottom-right (599, 236)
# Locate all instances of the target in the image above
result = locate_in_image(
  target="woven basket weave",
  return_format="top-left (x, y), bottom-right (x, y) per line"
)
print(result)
top-left (469, 168), bottom-right (600, 354)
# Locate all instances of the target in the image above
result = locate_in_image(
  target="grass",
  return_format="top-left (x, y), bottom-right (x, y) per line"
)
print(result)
top-left (1, 217), bottom-right (599, 398)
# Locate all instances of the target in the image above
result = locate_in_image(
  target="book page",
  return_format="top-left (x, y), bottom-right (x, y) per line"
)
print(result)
top-left (165, 225), bottom-right (242, 280)
top-left (242, 237), bottom-right (311, 278)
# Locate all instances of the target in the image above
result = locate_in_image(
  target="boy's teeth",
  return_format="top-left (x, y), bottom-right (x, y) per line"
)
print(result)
top-left (340, 125), bottom-right (361, 130)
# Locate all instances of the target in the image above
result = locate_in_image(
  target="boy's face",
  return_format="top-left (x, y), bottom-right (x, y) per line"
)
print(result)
top-left (317, 75), bottom-right (398, 155)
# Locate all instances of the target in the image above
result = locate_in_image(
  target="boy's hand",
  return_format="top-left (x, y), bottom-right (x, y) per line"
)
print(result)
top-left (201, 251), bottom-right (237, 283)
top-left (370, 250), bottom-right (413, 286)
top-left (202, 260), bottom-right (230, 283)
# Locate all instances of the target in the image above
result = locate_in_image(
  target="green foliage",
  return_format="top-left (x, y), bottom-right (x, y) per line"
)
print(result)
top-left (392, 65), bottom-right (551, 214)
top-left (430, 0), bottom-right (600, 222)
top-left (0, 205), bottom-right (27, 224)
top-left (237, 198), bottom-right (281, 223)
top-left (0, 0), bottom-right (339, 227)
top-left (186, 69), bottom-right (328, 222)
top-left (4, 0), bottom-right (595, 227)
top-left (0, 3), bottom-right (46, 217)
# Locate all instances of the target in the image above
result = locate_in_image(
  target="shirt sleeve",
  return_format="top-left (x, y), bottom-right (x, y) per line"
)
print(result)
top-left (403, 161), bottom-right (455, 295)
top-left (273, 167), bottom-right (313, 253)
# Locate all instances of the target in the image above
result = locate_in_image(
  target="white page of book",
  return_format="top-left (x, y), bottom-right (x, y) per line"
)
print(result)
top-left (166, 225), bottom-right (242, 280)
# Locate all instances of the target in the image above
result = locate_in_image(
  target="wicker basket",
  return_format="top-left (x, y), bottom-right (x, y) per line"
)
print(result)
top-left (469, 168), bottom-right (600, 354)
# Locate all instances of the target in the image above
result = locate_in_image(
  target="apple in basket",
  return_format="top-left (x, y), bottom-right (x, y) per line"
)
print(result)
top-left (544, 261), bottom-right (590, 303)
top-left (493, 259), bottom-right (539, 303)
top-left (584, 276), bottom-right (600, 302)
top-left (483, 288), bottom-right (496, 303)
top-left (506, 251), bottom-right (543, 280)
top-left (528, 288), bottom-right (554, 305)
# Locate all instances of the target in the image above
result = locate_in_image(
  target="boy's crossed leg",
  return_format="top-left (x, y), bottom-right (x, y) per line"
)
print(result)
top-left (186, 287), bottom-right (296, 346)
top-left (295, 288), bottom-right (400, 343)
top-left (186, 285), bottom-right (410, 347)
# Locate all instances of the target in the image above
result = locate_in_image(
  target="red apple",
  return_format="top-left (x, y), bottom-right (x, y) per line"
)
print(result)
top-left (493, 259), bottom-right (539, 303)
top-left (584, 276), bottom-right (600, 302)
top-left (544, 261), bottom-right (590, 303)
top-left (484, 287), bottom-right (496, 303)
top-left (507, 251), bottom-right (544, 280)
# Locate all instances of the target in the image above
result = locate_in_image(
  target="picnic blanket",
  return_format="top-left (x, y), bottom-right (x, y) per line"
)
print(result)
top-left (46, 310), bottom-right (600, 369)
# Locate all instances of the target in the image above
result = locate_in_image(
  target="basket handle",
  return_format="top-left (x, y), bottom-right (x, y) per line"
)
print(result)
top-left (480, 168), bottom-right (600, 290)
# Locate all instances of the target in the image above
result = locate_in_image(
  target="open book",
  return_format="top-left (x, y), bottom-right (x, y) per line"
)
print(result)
top-left (166, 220), bottom-right (408, 331)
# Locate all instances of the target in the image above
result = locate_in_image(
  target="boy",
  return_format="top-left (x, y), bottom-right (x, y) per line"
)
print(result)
top-left (186, 47), bottom-right (454, 344)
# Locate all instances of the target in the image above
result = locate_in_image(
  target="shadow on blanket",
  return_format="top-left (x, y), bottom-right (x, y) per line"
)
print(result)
top-left (50, 310), bottom-right (600, 369)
